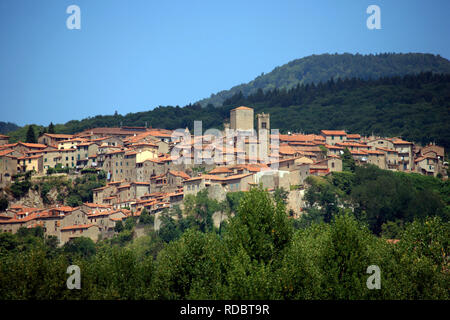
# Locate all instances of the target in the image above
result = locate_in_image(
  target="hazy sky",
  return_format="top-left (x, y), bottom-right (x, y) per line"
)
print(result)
top-left (1, 0), bottom-right (449, 126)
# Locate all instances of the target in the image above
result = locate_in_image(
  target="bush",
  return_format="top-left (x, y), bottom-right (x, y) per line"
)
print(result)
top-left (66, 194), bottom-right (82, 207)
top-left (10, 180), bottom-right (32, 198)
top-left (139, 209), bottom-right (154, 225)
top-left (63, 237), bottom-right (96, 260)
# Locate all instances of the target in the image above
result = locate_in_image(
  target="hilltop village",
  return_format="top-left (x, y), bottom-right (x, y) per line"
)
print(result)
top-left (0, 106), bottom-right (447, 245)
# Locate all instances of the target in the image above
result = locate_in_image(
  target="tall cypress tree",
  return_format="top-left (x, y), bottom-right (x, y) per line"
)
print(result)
top-left (25, 125), bottom-right (37, 143)
top-left (48, 122), bottom-right (55, 134)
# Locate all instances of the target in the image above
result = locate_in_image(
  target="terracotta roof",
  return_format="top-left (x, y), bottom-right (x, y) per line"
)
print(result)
top-left (350, 150), bottom-right (368, 156)
top-left (279, 144), bottom-right (297, 155)
top-left (52, 206), bottom-right (78, 212)
top-left (168, 170), bottom-right (190, 179)
top-left (106, 149), bottom-right (126, 155)
top-left (0, 149), bottom-right (13, 157)
top-left (133, 182), bottom-right (150, 186)
top-left (414, 154), bottom-right (436, 163)
top-left (232, 106), bottom-right (253, 111)
top-left (221, 173), bottom-right (253, 181)
top-left (321, 130), bottom-right (347, 136)
top-left (15, 142), bottom-right (47, 149)
top-left (209, 167), bottom-right (233, 174)
top-left (365, 150), bottom-right (385, 155)
top-left (328, 154), bottom-right (341, 159)
top-left (392, 139), bottom-right (412, 145)
top-left (324, 144), bottom-right (344, 150)
top-left (278, 134), bottom-right (324, 142)
top-left (18, 154), bottom-right (43, 160)
top-left (233, 163), bottom-right (269, 172)
top-left (78, 142), bottom-right (96, 147)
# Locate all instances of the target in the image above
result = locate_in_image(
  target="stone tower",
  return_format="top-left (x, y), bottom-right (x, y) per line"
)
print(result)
top-left (257, 112), bottom-right (270, 159)
top-left (230, 106), bottom-right (254, 132)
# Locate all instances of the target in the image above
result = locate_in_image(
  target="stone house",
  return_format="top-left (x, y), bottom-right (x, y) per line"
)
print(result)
top-left (60, 224), bottom-right (100, 245)
top-left (38, 133), bottom-right (74, 147)
top-left (392, 139), bottom-right (414, 171)
top-left (320, 130), bottom-right (347, 145)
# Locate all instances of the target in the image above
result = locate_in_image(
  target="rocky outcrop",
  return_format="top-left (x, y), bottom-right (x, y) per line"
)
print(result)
top-left (16, 188), bottom-right (44, 208)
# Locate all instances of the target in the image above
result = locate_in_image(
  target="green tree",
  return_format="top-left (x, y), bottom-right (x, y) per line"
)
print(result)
top-left (273, 187), bottom-right (289, 206)
top-left (138, 208), bottom-right (154, 225)
top-left (341, 147), bottom-right (356, 172)
top-left (153, 229), bottom-right (225, 299)
top-left (124, 217), bottom-right (136, 231)
top-left (225, 186), bottom-right (293, 264)
top-left (66, 194), bottom-right (82, 207)
top-left (114, 220), bottom-right (124, 233)
top-left (63, 237), bottom-right (96, 260)
top-left (320, 213), bottom-right (375, 299)
top-left (158, 212), bottom-right (181, 243)
top-left (48, 122), bottom-right (55, 134)
top-left (25, 125), bottom-right (37, 143)
top-left (183, 189), bottom-right (220, 232)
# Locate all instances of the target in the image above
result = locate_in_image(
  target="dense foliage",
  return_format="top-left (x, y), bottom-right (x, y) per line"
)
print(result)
top-left (197, 53), bottom-right (450, 107)
top-left (302, 165), bottom-right (449, 235)
top-left (0, 186), bottom-right (448, 300)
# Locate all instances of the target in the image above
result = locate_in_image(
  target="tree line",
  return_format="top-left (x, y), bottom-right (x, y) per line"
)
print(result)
top-left (0, 180), bottom-right (448, 300)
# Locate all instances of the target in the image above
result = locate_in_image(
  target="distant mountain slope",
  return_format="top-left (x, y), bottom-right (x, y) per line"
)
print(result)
top-left (0, 121), bottom-right (20, 135)
top-left (8, 72), bottom-right (450, 151)
top-left (197, 53), bottom-right (450, 107)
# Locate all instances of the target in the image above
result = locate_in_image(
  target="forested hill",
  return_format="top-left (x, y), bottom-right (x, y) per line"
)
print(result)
top-left (0, 122), bottom-right (20, 135)
top-left (10, 72), bottom-right (450, 151)
top-left (197, 53), bottom-right (450, 107)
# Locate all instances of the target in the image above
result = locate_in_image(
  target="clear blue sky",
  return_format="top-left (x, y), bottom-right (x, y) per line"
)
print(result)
top-left (1, 0), bottom-right (449, 126)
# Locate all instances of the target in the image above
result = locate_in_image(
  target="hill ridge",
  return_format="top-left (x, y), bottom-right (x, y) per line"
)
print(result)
top-left (196, 52), bottom-right (450, 107)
